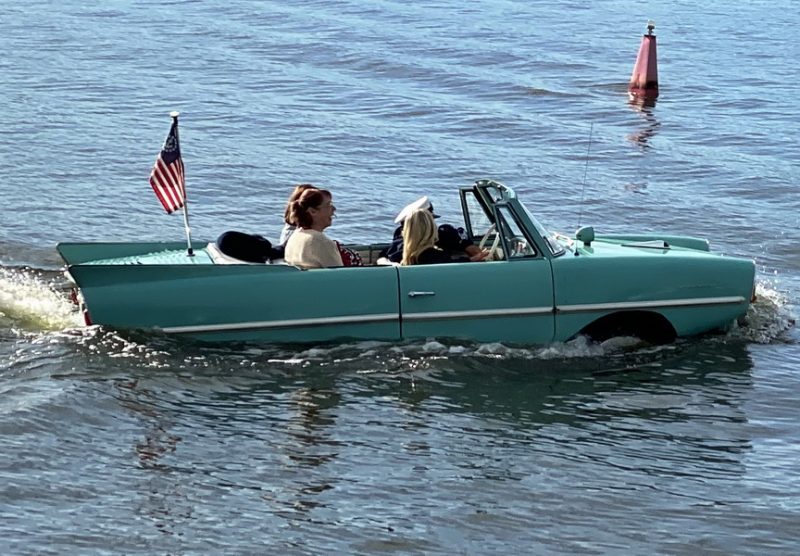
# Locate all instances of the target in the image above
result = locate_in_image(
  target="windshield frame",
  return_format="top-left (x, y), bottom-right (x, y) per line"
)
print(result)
top-left (461, 179), bottom-right (570, 258)
top-left (517, 202), bottom-right (568, 257)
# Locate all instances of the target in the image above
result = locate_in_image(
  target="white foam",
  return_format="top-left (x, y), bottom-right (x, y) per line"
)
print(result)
top-left (732, 280), bottom-right (796, 343)
top-left (269, 333), bottom-right (642, 367)
top-left (0, 268), bottom-right (82, 331)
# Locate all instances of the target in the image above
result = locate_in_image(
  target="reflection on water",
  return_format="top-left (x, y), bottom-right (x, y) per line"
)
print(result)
top-left (625, 95), bottom-right (661, 194)
top-left (627, 95), bottom-right (660, 151)
top-left (4, 309), bottom-right (779, 554)
top-left (110, 365), bottom-right (349, 530)
top-left (391, 337), bottom-right (754, 428)
top-left (282, 378), bottom-right (342, 469)
top-left (114, 379), bottom-right (188, 538)
top-left (268, 376), bottom-right (342, 517)
top-left (2, 321), bottom-right (780, 554)
top-left (124, 381), bottom-right (181, 470)
top-left (629, 94), bottom-right (657, 110)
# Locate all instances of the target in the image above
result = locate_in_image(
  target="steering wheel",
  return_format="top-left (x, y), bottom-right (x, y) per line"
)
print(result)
top-left (478, 224), bottom-right (502, 261)
top-left (508, 236), bottom-right (531, 256)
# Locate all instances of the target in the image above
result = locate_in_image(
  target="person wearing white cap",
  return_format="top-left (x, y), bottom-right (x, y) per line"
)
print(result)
top-left (392, 196), bottom-right (440, 226)
top-left (379, 196), bottom-right (486, 263)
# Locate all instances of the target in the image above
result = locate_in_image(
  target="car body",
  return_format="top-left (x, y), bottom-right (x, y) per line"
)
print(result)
top-left (57, 179), bottom-right (756, 344)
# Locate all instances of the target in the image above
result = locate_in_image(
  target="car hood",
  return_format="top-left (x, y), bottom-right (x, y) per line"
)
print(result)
top-left (568, 234), bottom-right (737, 260)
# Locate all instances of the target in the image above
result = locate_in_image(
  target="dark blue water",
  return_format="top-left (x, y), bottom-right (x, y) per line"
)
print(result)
top-left (2, 0), bottom-right (799, 553)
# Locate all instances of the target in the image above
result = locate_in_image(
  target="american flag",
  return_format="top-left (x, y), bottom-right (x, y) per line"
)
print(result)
top-left (149, 116), bottom-right (186, 214)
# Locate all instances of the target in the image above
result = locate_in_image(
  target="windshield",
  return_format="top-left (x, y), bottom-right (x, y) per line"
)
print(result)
top-left (519, 204), bottom-right (567, 256)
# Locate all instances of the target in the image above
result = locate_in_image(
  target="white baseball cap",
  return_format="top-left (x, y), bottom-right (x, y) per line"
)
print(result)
top-left (394, 196), bottom-right (441, 224)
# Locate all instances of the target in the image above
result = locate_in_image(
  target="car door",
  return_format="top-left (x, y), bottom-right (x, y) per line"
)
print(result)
top-left (398, 260), bottom-right (554, 343)
top-left (397, 204), bottom-right (555, 344)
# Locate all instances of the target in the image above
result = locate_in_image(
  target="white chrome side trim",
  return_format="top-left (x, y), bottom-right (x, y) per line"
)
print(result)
top-left (558, 296), bottom-right (746, 313)
top-left (403, 307), bottom-right (553, 321)
top-left (159, 296), bottom-right (745, 334)
top-left (160, 313), bottom-right (398, 334)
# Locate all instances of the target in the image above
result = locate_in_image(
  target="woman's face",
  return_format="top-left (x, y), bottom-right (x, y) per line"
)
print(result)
top-left (310, 196), bottom-right (335, 230)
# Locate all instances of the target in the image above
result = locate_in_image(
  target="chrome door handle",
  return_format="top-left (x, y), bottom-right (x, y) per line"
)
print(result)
top-left (408, 291), bottom-right (436, 298)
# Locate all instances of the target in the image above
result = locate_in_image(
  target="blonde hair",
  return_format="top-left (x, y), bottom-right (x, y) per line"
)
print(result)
top-left (401, 209), bottom-right (438, 265)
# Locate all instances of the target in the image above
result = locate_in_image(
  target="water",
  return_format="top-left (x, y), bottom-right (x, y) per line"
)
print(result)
top-left (2, 0), bottom-right (799, 553)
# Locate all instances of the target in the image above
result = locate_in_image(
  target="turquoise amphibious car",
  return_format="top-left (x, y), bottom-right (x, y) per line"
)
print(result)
top-left (57, 179), bottom-right (756, 345)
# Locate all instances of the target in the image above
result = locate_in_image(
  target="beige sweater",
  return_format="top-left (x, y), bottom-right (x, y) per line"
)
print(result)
top-left (284, 229), bottom-right (343, 269)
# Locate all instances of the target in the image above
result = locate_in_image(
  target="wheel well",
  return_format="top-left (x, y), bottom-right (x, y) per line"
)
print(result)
top-left (578, 311), bottom-right (677, 344)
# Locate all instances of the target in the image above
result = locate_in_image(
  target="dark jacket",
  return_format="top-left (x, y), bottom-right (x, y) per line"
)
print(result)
top-left (380, 223), bottom-right (474, 263)
top-left (415, 246), bottom-right (469, 265)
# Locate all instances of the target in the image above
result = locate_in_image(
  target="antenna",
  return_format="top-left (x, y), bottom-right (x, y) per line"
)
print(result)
top-left (577, 123), bottom-right (593, 228)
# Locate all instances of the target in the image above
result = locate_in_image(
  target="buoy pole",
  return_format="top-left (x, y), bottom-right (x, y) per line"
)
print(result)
top-left (628, 20), bottom-right (658, 100)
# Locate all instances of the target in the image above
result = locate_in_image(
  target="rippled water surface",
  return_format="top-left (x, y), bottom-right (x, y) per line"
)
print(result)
top-left (2, 0), bottom-right (799, 554)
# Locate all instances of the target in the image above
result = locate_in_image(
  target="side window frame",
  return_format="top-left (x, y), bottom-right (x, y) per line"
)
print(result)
top-left (459, 187), bottom-right (494, 239)
top-left (493, 203), bottom-right (540, 260)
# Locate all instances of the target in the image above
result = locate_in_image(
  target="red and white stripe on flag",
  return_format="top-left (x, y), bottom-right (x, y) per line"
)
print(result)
top-left (149, 117), bottom-right (186, 214)
top-left (149, 155), bottom-right (186, 214)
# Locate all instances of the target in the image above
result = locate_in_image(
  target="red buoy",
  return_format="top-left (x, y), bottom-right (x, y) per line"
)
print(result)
top-left (628, 20), bottom-right (658, 99)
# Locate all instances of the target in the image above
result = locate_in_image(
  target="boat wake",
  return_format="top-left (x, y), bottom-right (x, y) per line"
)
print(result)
top-left (56, 328), bottom-right (667, 376)
top-left (0, 267), bottom-right (82, 333)
top-left (732, 280), bottom-right (796, 344)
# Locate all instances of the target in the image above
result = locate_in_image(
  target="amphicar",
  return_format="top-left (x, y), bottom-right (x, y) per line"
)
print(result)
top-left (57, 179), bottom-right (756, 344)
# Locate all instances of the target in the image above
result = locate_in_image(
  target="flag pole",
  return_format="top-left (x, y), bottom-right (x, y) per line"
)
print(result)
top-left (171, 111), bottom-right (194, 256)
